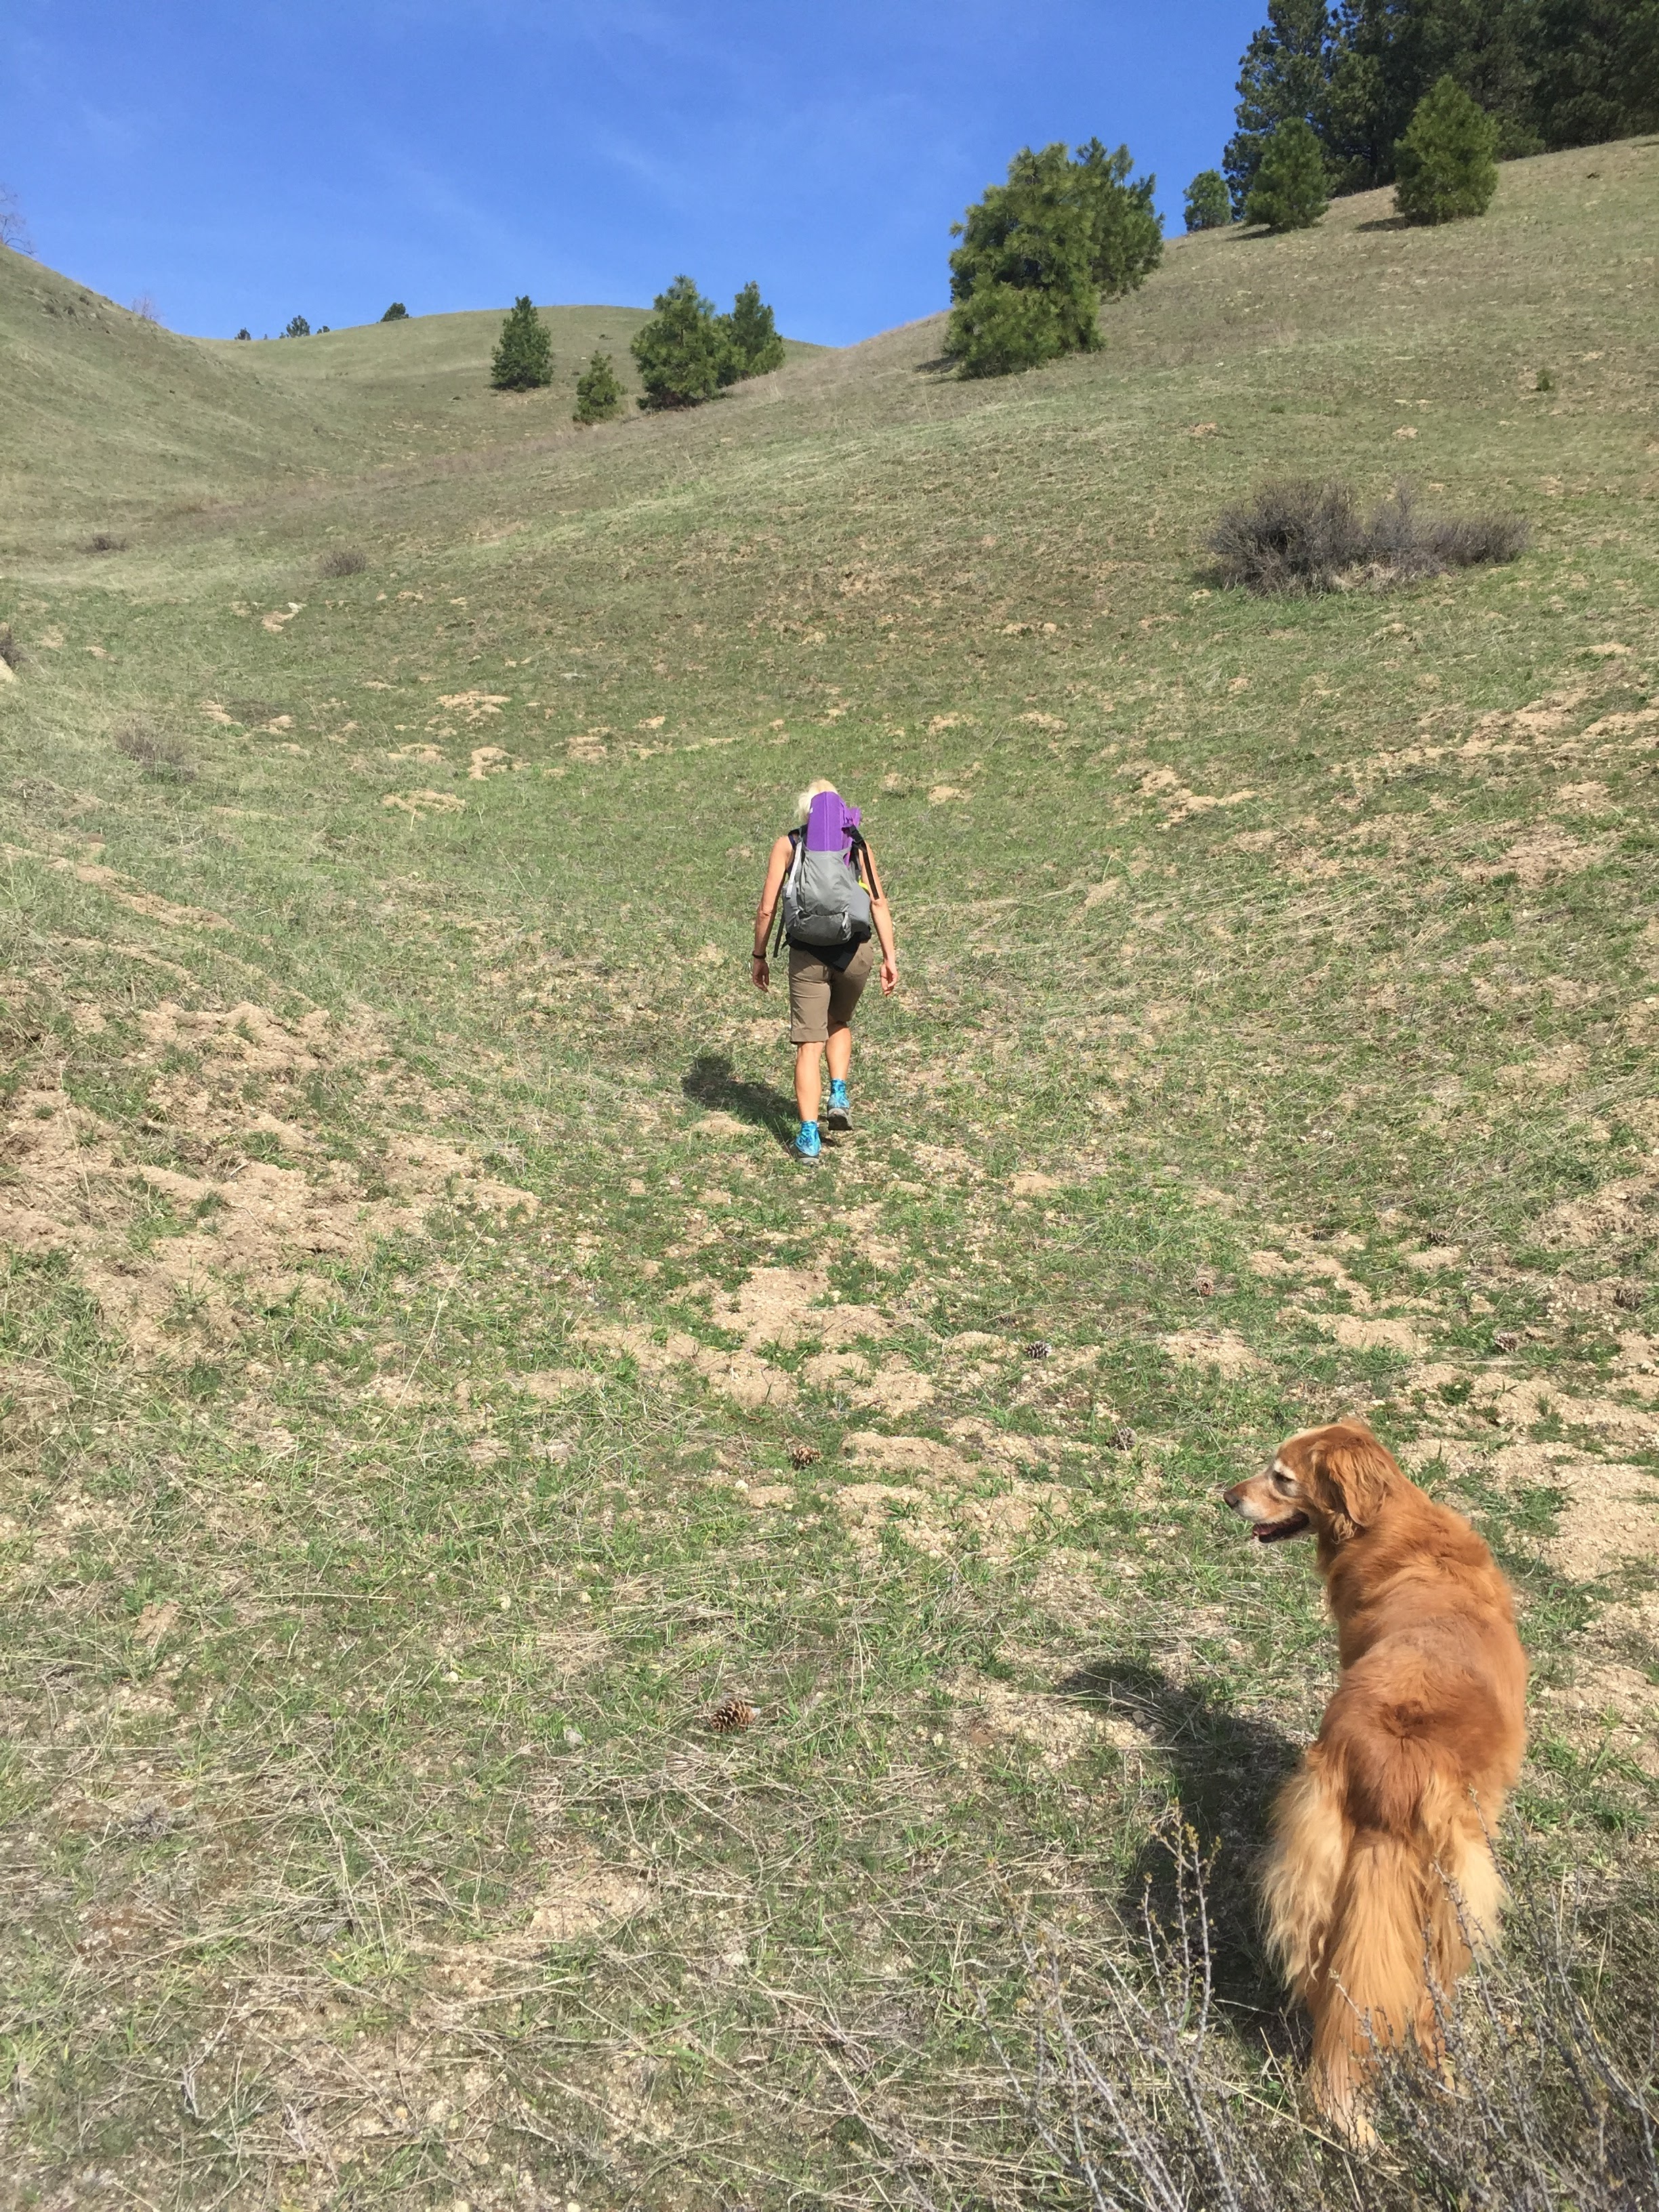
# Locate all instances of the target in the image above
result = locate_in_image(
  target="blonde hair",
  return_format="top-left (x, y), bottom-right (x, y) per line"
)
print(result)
top-left (796, 777), bottom-right (838, 823)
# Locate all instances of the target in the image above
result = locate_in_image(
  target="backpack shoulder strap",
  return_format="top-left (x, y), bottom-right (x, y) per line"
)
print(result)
top-left (772, 828), bottom-right (802, 956)
top-left (849, 830), bottom-right (882, 902)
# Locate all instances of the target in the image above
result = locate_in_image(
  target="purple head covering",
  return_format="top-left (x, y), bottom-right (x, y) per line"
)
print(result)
top-left (804, 787), bottom-right (861, 858)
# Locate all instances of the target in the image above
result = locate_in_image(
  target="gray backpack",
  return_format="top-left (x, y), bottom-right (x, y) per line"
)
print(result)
top-left (776, 790), bottom-right (874, 951)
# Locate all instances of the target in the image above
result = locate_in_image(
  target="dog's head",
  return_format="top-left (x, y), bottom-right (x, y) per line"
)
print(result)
top-left (1223, 1420), bottom-right (1402, 1549)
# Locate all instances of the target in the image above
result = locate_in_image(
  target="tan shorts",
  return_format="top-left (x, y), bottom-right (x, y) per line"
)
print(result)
top-left (787, 940), bottom-right (875, 1044)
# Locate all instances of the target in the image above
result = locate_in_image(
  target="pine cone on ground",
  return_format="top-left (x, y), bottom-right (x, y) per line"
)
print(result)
top-left (705, 1696), bottom-right (756, 1734)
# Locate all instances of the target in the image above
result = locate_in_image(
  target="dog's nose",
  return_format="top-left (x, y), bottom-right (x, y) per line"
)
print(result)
top-left (1222, 1482), bottom-right (1245, 1511)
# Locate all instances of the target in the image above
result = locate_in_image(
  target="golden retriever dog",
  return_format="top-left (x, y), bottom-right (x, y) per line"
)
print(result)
top-left (1223, 1420), bottom-right (1527, 2125)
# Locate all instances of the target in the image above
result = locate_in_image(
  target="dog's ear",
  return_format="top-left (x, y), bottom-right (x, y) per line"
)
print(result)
top-left (1313, 1429), bottom-right (1399, 1532)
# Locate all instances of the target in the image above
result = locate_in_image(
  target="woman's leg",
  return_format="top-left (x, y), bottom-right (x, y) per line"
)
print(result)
top-left (795, 1042), bottom-right (823, 1122)
top-left (825, 1025), bottom-right (853, 1083)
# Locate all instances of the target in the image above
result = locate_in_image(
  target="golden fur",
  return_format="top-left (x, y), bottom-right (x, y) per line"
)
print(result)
top-left (1224, 1420), bottom-right (1528, 2125)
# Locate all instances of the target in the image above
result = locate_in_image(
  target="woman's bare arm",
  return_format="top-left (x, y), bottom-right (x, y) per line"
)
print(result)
top-left (751, 832), bottom-right (796, 989)
top-left (861, 840), bottom-right (899, 994)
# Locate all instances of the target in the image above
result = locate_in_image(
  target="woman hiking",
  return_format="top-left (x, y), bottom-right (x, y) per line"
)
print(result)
top-left (752, 779), bottom-right (898, 1164)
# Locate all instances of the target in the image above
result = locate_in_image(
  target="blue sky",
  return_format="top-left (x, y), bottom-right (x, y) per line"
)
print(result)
top-left (3, 1), bottom-right (1261, 345)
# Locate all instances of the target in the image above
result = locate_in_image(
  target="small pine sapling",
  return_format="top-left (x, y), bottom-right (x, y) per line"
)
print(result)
top-left (1244, 117), bottom-right (1329, 231)
top-left (718, 281), bottom-right (786, 382)
top-left (1393, 77), bottom-right (1500, 224)
top-left (491, 295), bottom-right (553, 390)
top-left (573, 350), bottom-right (624, 424)
top-left (1184, 169), bottom-right (1231, 230)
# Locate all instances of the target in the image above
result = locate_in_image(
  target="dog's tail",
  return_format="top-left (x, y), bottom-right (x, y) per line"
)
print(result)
top-left (1311, 1823), bottom-right (1436, 2120)
top-left (1311, 1757), bottom-right (1503, 2125)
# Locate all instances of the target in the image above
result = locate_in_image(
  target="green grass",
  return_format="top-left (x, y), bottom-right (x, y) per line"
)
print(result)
top-left (1, 139), bottom-right (1657, 2206)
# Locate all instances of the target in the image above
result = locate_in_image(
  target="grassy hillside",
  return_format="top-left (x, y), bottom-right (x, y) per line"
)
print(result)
top-left (1, 138), bottom-right (1656, 2208)
top-left (0, 259), bottom-right (817, 556)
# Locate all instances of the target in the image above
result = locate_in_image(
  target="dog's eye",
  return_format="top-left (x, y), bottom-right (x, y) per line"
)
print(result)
top-left (1269, 1469), bottom-right (1298, 1496)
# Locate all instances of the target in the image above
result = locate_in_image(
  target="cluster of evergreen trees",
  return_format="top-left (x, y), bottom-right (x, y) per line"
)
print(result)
top-left (630, 276), bottom-right (785, 407)
top-left (943, 140), bottom-right (1163, 377)
top-left (489, 279), bottom-right (785, 422)
top-left (1223, 0), bottom-right (1658, 215)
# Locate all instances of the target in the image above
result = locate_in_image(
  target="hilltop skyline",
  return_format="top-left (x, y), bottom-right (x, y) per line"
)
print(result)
top-left (3, 0), bottom-right (1258, 344)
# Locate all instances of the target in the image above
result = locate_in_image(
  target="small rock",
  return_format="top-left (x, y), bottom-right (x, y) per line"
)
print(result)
top-left (121, 1799), bottom-right (174, 1841)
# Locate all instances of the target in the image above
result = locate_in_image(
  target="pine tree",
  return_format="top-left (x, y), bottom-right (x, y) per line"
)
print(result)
top-left (491, 296), bottom-right (553, 390)
top-left (1244, 116), bottom-right (1330, 228)
top-left (631, 276), bottom-right (728, 409)
top-left (944, 144), bottom-right (1102, 378)
top-left (1394, 75), bottom-right (1500, 220)
top-left (1228, 0), bottom-right (1548, 198)
top-left (1332, 0), bottom-right (1540, 181)
top-left (234, 327), bottom-right (251, 341)
top-left (382, 302), bottom-right (409, 322)
top-left (573, 350), bottom-right (624, 424)
top-left (718, 281), bottom-right (786, 382)
top-left (1225, 0), bottom-right (1337, 213)
top-left (283, 314), bottom-right (310, 338)
top-left (1072, 140), bottom-right (1164, 295)
top-left (1184, 169), bottom-right (1232, 229)
top-left (1532, 0), bottom-right (1659, 147)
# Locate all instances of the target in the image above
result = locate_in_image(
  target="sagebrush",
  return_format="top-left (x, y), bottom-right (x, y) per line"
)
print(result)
top-left (1209, 477), bottom-right (1528, 592)
top-left (875, 1832), bottom-right (1659, 2212)
top-left (112, 717), bottom-right (197, 781)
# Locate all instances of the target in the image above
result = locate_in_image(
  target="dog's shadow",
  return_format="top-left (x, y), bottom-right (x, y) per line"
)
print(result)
top-left (1057, 1658), bottom-right (1302, 2022)
top-left (681, 1052), bottom-right (798, 1151)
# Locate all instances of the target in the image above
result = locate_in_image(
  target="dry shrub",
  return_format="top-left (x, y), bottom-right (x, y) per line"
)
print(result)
top-left (318, 546), bottom-right (368, 577)
top-left (872, 1830), bottom-right (1656, 2211)
top-left (1210, 478), bottom-right (1528, 594)
top-left (84, 532), bottom-right (128, 554)
top-left (0, 623), bottom-right (22, 670)
top-left (114, 718), bottom-right (197, 783)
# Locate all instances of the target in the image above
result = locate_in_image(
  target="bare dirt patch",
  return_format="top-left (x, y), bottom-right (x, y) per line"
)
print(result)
top-left (833, 1431), bottom-right (1069, 1563)
top-left (3, 844), bottom-right (229, 929)
top-left (1161, 1328), bottom-right (1267, 1378)
top-left (0, 1001), bottom-right (534, 1355)
top-left (383, 789), bottom-right (465, 816)
top-left (949, 1675), bottom-right (1151, 1767)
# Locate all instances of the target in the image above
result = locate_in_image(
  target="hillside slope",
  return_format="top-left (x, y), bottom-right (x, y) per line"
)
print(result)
top-left (0, 255), bottom-right (817, 555)
top-left (0, 141), bottom-right (1656, 2208)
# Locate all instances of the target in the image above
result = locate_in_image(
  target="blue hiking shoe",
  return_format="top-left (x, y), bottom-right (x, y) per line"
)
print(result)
top-left (825, 1080), bottom-right (851, 1131)
top-left (795, 1119), bottom-right (823, 1164)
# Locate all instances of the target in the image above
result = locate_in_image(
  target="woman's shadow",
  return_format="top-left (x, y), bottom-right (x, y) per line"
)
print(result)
top-left (1057, 1657), bottom-right (1303, 2026)
top-left (682, 1052), bottom-right (798, 1151)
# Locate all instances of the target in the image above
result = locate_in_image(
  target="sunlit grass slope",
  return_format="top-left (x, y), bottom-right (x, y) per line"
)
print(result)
top-left (0, 256), bottom-right (818, 555)
top-left (0, 139), bottom-right (1656, 2207)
